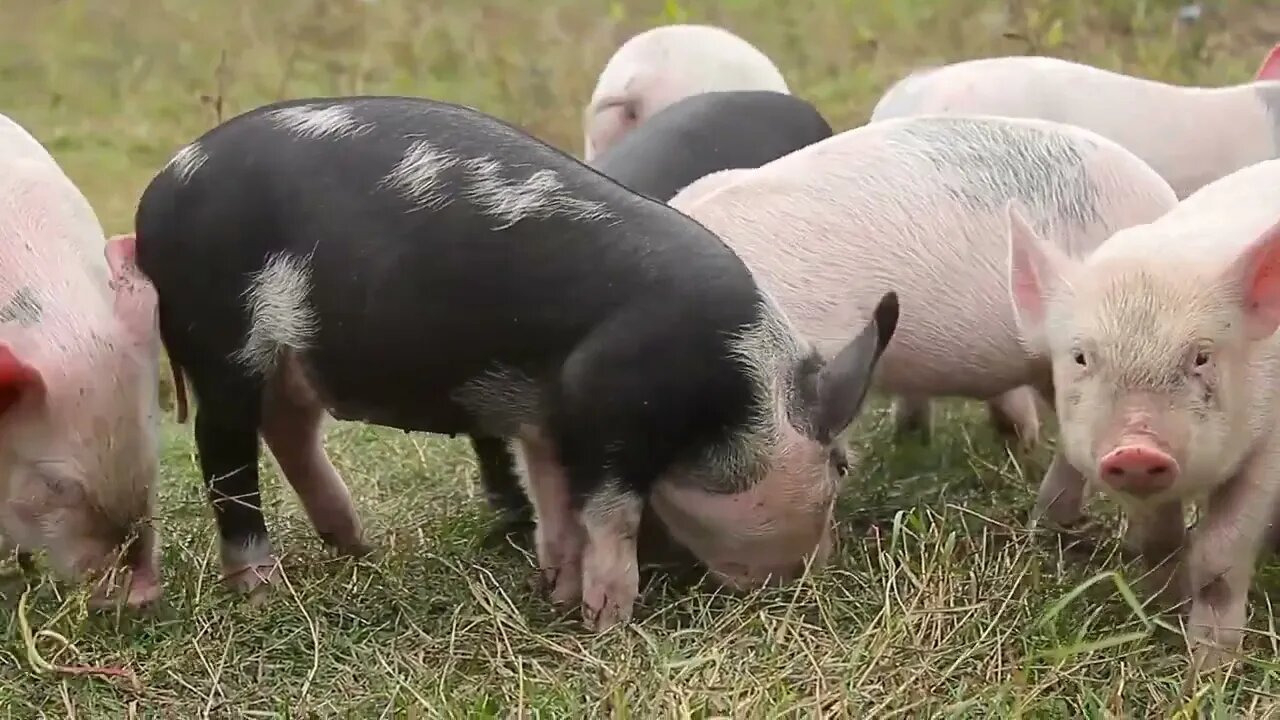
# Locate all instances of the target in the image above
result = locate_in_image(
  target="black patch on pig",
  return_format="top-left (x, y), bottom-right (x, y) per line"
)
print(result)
top-left (592, 90), bottom-right (834, 203)
top-left (0, 287), bottom-right (41, 327)
top-left (887, 117), bottom-right (1103, 230)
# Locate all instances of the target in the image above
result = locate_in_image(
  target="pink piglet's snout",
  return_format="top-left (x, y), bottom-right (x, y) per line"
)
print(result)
top-left (1096, 442), bottom-right (1180, 496)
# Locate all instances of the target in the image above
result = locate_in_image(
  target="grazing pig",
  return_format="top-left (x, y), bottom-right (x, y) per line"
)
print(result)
top-left (584, 24), bottom-right (790, 162)
top-left (132, 95), bottom-right (898, 629)
top-left (1006, 156), bottom-right (1280, 674)
top-left (0, 112), bottom-right (163, 607)
top-left (869, 49), bottom-right (1280, 199)
top-left (670, 115), bottom-right (1179, 514)
top-left (478, 91), bottom-right (833, 533)
top-left (591, 90), bottom-right (833, 202)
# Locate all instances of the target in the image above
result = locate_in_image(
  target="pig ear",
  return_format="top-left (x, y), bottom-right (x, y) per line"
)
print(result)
top-left (105, 233), bottom-right (159, 351)
top-left (0, 344), bottom-right (45, 417)
top-left (811, 291), bottom-right (899, 443)
top-left (1255, 44), bottom-right (1280, 81)
top-left (1223, 218), bottom-right (1280, 341)
top-left (1006, 201), bottom-right (1075, 353)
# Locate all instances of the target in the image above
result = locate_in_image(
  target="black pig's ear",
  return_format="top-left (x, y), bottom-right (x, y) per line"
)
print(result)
top-left (809, 291), bottom-right (899, 444)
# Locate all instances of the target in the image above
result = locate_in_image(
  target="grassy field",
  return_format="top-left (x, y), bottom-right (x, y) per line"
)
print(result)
top-left (3, 0), bottom-right (1280, 716)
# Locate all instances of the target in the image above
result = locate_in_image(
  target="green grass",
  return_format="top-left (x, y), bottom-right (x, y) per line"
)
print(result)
top-left (3, 0), bottom-right (1280, 716)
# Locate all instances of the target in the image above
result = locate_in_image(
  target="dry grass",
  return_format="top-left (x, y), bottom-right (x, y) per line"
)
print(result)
top-left (2, 0), bottom-right (1280, 716)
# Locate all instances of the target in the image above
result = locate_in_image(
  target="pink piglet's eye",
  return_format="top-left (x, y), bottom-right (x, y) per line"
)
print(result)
top-left (1193, 350), bottom-right (1210, 367)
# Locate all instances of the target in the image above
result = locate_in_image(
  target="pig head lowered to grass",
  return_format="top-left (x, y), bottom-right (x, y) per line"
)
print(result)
top-left (670, 115), bottom-right (1178, 515)
top-left (132, 95), bottom-right (898, 630)
top-left (1007, 157), bottom-right (1280, 673)
top-left (870, 47), bottom-right (1280, 199)
top-left (478, 90), bottom-right (835, 532)
top-left (583, 24), bottom-right (790, 162)
top-left (0, 112), bottom-right (163, 607)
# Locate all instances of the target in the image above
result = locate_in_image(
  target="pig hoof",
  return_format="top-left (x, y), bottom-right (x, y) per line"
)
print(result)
top-left (540, 563), bottom-right (583, 607)
top-left (1184, 644), bottom-right (1234, 696)
top-left (222, 559), bottom-right (281, 596)
top-left (318, 532), bottom-right (373, 558)
top-left (17, 551), bottom-right (35, 575)
top-left (581, 582), bottom-right (636, 632)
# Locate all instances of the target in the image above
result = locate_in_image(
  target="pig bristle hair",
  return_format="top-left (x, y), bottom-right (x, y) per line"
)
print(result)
top-left (381, 139), bottom-right (462, 210)
top-left (460, 156), bottom-right (616, 230)
top-left (709, 291), bottom-right (811, 485)
top-left (234, 252), bottom-right (319, 375)
top-left (266, 104), bottom-right (375, 141)
top-left (164, 143), bottom-right (208, 184)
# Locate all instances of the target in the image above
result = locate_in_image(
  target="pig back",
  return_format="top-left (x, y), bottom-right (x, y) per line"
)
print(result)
top-left (0, 115), bottom-right (112, 286)
top-left (677, 115), bottom-right (1177, 400)
top-left (134, 96), bottom-right (768, 434)
top-left (0, 158), bottom-right (116, 330)
top-left (591, 90), bottom-right (832, 202)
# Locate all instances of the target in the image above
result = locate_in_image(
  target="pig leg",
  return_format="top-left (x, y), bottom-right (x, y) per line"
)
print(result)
top-left (578, 483), bottom-right (643, 631)
top-left (985, 386), bottom-right (1040, 451)
top-left (510, 434), bottom-right (585, 607)
top-left (1182, 453), bottom-right (1279, 678)
top-left (470, 434), bottom-right (534, 542)
top-left (188, 364), bottom-right (278, 595)
top-left (260, 359), bottom-right (369, 557)
top-left (1123, 501), bottom-right (1187, 606)
top-left (891, 395), bottom-right (932, 443)
top-left (1032, 449), bottom-right (1088, 529)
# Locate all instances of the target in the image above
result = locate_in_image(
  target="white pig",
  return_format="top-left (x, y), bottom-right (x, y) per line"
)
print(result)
top-left (583, 24), bottom-right (790, 162)
top-left (869, 47), bottom-right (1280, 199)
top-left (0, 112), bottom-right (163, 607)
top-left (1006, 156), bottom-right (1280, 673)
top-left (670, 115), bottom-right (1178, 512)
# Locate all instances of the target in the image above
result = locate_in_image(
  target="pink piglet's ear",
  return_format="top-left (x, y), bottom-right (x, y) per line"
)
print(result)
top-left (0, 343), bottom-right (45, 417)
top-left (1256, 44), bottom-right (1280, 81)
top-left (1228, 217), bottom-right (1280, 341)
top-left (104, 233), bottom-right (159, 351)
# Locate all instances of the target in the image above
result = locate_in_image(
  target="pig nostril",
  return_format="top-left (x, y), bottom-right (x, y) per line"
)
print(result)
top-left (1147, 464), bottom-right (1169, 476)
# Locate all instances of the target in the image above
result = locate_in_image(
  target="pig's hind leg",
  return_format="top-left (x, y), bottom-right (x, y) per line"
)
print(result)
top-left (184, 360), bottom-right (280, 597)
top-left (260, 354), bottom-right (369, 557)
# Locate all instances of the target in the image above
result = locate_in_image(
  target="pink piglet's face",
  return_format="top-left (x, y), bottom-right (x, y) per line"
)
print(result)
top-left (0, 234), bottom-right (164, 607)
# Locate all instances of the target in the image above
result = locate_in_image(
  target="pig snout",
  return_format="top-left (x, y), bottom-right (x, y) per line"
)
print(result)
top-left (87, 531), bottom-right (163, 610)
top-left (1097, 441), bottom-right (1180, 496)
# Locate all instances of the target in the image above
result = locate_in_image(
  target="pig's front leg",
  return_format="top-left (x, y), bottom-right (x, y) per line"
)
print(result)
top-left (1183, 449), bottom-right (1280, 679)
top-left (190, 369), bottom-right (278, 597)
top-left (1032, 449), bottom-right (1088, 529)
top-left (891, 394), bottom-right (932, 443)
top-left (511, 435), bottom-right (585, 606)
top-left (578, 482), bottom-right (643, 631)
top-left (1122, 500), bottom-right (1186, 605)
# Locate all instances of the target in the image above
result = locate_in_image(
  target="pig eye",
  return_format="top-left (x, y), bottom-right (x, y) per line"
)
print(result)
top-left (1071, 349), bottom-right (1087, 367)
top-left (1193, 350), bottom-right (1210, 367)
